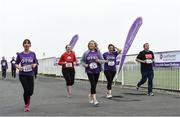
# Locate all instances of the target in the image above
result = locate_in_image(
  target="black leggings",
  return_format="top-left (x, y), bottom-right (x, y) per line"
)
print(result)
top-left (104, 70), bottom-right (116, 90)
top-left (62, 68), bottom-right (75, 86)
top-left (19, 75), bottom-right (34, 105)
top-left (2, 69), bottom-right (6, 78)
top-left (87, 73), bottom-right (100, 94)
top-left (11, 69), bottom-right (16, 78)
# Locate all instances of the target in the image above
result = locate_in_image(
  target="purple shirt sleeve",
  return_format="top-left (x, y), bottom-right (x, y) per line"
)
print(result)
top-left (15, 54), bottom-right (21, 65)
top-left (103, 53), bottom-right (106, 60)
top-left (33, 53), bottom-right (37, 64)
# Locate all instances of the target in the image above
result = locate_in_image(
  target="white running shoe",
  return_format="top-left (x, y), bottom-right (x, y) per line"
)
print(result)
top-left (106, 92), bottom-right (112, 99)
top-left (106, 94), bottom-right (112, 99)
top-left (93, 100), bottom-right (99, 106)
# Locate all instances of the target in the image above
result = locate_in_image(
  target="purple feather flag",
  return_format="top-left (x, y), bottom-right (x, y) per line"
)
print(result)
top-left (117, 17), bottom-right (143, 74)
top-left (69, 34), bottom-right (79, 49)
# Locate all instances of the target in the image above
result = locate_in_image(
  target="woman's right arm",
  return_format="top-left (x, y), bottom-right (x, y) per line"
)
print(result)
top-left (15, 54), bottom-right (23, 71)
top-left (58, 54), bottom-right (66, 66)
top-left (81, 51), bottom-right (88, 68)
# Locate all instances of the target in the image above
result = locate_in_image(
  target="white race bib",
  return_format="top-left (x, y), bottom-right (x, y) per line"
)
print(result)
top-left (23, 65), bottom-right (32, 72)
top-left (89, 62), bottom-right (98, 69)
top-left (65, 63), bottom-right (73, 68)
top-left (146, 59), bottom-right (153, 64)
top-left (12, 61), bottom-right (15, 64)
top-left (2, 62), bottom-right (6, 66)
top-left (108, 61), bottom-right (115, 66)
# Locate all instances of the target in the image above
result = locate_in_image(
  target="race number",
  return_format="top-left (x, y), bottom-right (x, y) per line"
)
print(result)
top-left (108, 61), bottom-right (115, 66)
top-left (2, 62), bottom-right (6, 66)
top-left (146, 59), bottom-right (153, 64)
top-left (65, 63), bottom-right (73, 68)
top-left (89, 62), bottom-right (98, 69)
top-left (23, 65), bottom-right (32, 72)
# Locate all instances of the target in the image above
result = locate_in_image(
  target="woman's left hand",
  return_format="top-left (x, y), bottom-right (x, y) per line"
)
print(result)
top-left (32, 64), bottom-right (37, 68)
top-left (95, 59), bottom-right (99, 63)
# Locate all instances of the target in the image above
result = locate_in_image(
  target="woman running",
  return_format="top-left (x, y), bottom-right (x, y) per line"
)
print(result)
top-left (81, 40), bottom-right (104, 106)
top-left (58, 45), bottom-right (77, 98)
top-left (16, 39), bottom-right (37, 112)
top-left (103, 44), bottom-right (121, 98)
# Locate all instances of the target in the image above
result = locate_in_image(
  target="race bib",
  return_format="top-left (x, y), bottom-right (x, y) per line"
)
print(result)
top-left (145, 54), bottom-right (153, 59)
top-left (89, 62), bottom-right (98, 69)
top-left (146, 59), bottom-right (153, 64)
top-left (108, 61), bottom-right (115, 66)
top-left (12, 61), bottom-right (15, 64)
top-left (65, 63), bottom-right (73, 68)
top-left (2, 62), bottom-right (6, 66)
top-left (23, 65), bottom-right (32, 72)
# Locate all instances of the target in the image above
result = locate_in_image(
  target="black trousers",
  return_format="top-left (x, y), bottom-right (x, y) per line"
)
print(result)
top-left (11, 68), bottom-right (16, 78)
top-left (104, 70), bottom-right (116, 90)
top-left (137, 71), bottom-right (154, 94)
top-left (19, 75), bottom-right (34, 105)
top-left (87, 73), bottom-right (100, 94)
top-left (62, 68), bottom-right (75, 86)
top-left (2, 68), bottom-right (7, 78)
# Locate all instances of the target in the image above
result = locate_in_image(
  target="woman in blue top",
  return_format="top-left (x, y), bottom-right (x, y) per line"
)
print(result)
top-left (16, 39), bottom-right (38, 112)
top-left (103, 44), bottom-right (121, 98)
top-left (81, 40), bottom-right (104, 106)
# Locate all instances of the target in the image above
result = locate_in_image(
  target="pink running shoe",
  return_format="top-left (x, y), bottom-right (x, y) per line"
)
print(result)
top-left (24, 105), bottom-right (30, 112)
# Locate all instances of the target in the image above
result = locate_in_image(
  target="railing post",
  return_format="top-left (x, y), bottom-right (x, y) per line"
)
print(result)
top-left (122, 66), bottom-right (125, 85)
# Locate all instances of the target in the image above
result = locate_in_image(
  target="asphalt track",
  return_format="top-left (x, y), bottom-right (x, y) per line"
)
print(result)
top-left (0, 72), bottom-right (179, 116)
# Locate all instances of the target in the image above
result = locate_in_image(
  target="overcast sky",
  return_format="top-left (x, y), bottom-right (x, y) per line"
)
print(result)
top-left (0, 0), bottom-right (179, 61)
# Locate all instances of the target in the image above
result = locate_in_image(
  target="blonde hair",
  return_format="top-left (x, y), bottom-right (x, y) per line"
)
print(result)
top-left (88, 40), bottom-right (98, 50)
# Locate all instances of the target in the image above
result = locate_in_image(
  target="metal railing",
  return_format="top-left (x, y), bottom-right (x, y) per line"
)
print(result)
top-left (37, 55), bottom-right (180, 91)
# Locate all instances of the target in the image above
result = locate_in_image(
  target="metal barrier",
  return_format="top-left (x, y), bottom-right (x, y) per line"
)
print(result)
top-left (123, 64), bottom-right (180, 91)
top-left (38, 54), bottom-right (180, 91)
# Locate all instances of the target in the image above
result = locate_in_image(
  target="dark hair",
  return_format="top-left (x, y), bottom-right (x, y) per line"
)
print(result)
top-left (23, 39), bottom-right (31, 46)
top-left (143, 43), bottom-right (149, 48)
top-left (108, 44), bottom-right (115, 51)
top-left (108, 44), bottom-right (114, 48)
top-left (65, 45), bottom-right (72, 49)
top-left (65, 45), bottom-right (73, 52)
top-left (65, 45), bottom-right (68, 49)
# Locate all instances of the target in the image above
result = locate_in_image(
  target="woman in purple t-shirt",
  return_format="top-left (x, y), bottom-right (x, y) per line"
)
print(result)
top-left (81, 40), bottom-right (104, 106)
top-left (103, 44), bottom-right (121, 98)
top-left (16, 39), bottom-right (37, 112)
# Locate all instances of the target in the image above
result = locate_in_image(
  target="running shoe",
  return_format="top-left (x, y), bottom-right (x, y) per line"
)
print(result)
top-left (136, 86), bottom-right (139, 91)
top-left (106, 92), bottom-right (112, 99)
top-left (93, 100), bottom-right (99, 106)
top-left (147, 92), bottom-right (154, 96)
top-left (24, 105), bottom-right (30, 112)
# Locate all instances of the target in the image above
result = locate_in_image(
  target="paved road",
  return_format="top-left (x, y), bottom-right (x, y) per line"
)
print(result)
top-left (0, 72), bottom-right (180, 116)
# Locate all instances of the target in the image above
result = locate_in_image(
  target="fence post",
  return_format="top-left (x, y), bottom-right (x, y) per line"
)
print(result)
top-left (101, 72), bottom-right (104, 82)
top-left (121, 66), bottom-right (125, 85)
